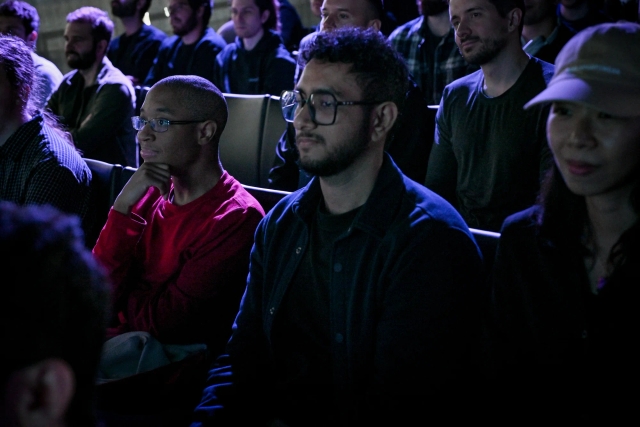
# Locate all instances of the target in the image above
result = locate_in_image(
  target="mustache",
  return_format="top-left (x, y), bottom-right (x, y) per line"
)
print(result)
top-left (295, 132), bottom-right (325, 145)
top-left (459, 35), bottom-right (480, 44)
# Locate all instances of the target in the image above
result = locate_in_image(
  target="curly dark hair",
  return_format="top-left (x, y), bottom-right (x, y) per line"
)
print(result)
top-left (298, 26), bottom-right (409, 110)
top-left (0, 202), bottom-right (111, 427)
top-left (0, 0), bottom-right (39, 34)
top-left (66, 6), bottom-right (114, 44)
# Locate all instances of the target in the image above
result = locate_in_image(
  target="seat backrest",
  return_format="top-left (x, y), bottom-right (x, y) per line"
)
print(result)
top-left (469, 227), bottom-right (500, 277)
top-left (259, 95), bottom-right (287, 187)
top-left (219, 93), bottom-right (270, 186)
top-left (242, 184), bottom-right (291, 214)
top-left (84, 158), bottom-right (137, 247)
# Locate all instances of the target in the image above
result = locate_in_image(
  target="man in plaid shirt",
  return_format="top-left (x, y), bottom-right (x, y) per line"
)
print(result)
top-left (389, 0), bottom-right (476, 105)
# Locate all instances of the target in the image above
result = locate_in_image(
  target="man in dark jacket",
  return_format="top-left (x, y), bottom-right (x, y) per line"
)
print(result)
top-left (191, 27), bottom-right (485, 427)
top-left (108, 0), bottom-right (167, 85)
top-left (214, 0), bottom-right (295, 95)
top-left (143, 0), bottom-right (226, 86)
top-left (47, 6), bottom-right (138, 167)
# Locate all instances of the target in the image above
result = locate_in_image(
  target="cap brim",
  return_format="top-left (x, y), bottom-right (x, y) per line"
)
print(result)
top-left (524, 75), bottom-right (640, 117)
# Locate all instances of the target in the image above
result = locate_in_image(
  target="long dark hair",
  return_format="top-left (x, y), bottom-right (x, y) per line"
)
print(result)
top-left (0, 35), bottom-right (75, 147)
top-left (536, 161), bottom-right (640, 276)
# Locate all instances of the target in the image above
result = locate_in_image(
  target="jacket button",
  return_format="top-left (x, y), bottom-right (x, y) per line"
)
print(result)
top-left (269, 307), bottom-right (275, 315)
top-left (333, 263), bottom-right (342, 272)
top-left (295, 247), bottom-right (301, 255)
top-left (335, 333), bottom-right (344, 343)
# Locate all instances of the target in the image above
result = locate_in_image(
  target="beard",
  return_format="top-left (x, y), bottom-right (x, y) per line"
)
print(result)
top-left (66, 45), bottom-right (97, 70)
top-left (420, 0), bottom-right (449, 16)
top-left (172, 11), bottom-right (199, 36)
top-left (457, 30), bottom-right (509, 65)
top-left (297, 120), bottom-right (371, 177)
top-left (111, 0), bottom-right (137, 18)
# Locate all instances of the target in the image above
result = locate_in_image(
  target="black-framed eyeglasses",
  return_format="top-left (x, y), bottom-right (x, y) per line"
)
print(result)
top-left (131, 116), bottom-right (206, 133)
top-left (280, 90), bottom-right (381, 126)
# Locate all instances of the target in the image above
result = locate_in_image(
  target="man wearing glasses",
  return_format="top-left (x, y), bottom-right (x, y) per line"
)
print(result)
top-left (191, 27), bottom-right (485, 426)
top-left (92, 75), bottom-right (264, 388)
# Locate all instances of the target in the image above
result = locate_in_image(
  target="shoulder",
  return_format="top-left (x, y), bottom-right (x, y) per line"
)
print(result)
top-left (389, 16), bottom-right (423, 41)
top-left (499, 205), bottom-right (541, 239)
top-left (144, 24), bottom-right (168, 41)
top-left (528, 56), bottom-right (555, 85)
top-left (158, 34), bottom-right (180, 51)
top-left (199, 28), bottom-right (227, 51)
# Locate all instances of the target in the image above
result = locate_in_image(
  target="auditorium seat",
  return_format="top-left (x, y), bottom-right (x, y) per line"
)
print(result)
top-left (220, 93), bottom-right (287, 187)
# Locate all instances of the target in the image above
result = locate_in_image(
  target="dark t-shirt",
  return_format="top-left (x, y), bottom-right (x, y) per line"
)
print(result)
top-left (426, 57), bottom-right (555, 231)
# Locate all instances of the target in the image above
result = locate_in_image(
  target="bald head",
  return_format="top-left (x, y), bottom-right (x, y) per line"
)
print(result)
top-left (151, 75), bottom-right (228, 141)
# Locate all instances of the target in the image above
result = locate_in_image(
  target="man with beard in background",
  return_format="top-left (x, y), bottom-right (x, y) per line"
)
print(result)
top-left (522, 0), bottom-right (577, 64)
top-left (425, 0), bottom-right (555, 232)
top-left (47, 6), bottom-right (138, 167)
top-left (108, 0), bottom-right (167, 86)
top-left (389, 0), bottom-right (477, 105)
top-left (143, 0), bottom-right (226, 86)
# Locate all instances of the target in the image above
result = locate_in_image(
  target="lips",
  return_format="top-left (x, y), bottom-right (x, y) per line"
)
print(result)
top-left (565, 159), bottom-right (598, 176)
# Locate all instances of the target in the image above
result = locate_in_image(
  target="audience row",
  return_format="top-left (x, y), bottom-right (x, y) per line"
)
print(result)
top-left (1, 0), bottom-right (639, 426)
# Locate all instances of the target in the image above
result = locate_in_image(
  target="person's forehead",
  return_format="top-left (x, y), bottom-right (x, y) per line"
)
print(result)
top-left (232, 0), bottom-right (258, 7)
top-left (297, 59), bottom-right (361, 97)
top-left (143, 86), bottom-right (186, 116)
top-left (322, 0), bottom-right (367, 12)
top-left (449, 0), bottom-right (494, 15)
top-left (65, 21), bottom-right (92, 35)
top-left (169, 0), bottom-right (192, 8)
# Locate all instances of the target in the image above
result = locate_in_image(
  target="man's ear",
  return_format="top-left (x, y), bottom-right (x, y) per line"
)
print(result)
top-left (11, 359), bottom-right (75, 427)
top-left (507, 8), bottom-right (523, 33)
top-left (96, 39), bottom-right (109, 58)
top-left (198, 120), bottom-right (218, 145)
top-left (261, 9), bottom-right (270, 25)
top-left (26, 30), bottom-right (38, 46)
top-left (369, 101), bottom-right (398, 147)
top-left (367, 19), bottom-right (382, 32)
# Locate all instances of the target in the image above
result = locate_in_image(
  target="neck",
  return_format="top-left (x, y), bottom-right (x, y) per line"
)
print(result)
top-left (560, 2), bottom-right (590, 21)
top-left (242, 27), bottom-right (265, 51)
top-left (181, 24), bottom-right (205, 45)
top-left (77, 56), bottom-right (103, 87)
top-left (170, 157), bottom-right (223, 206)
top-left (318, 148), bottom-right (383, 215)
top-left (121, 15), bottom-right (144, 36)
top-left (585, 184), bottom-right (638, 257)
top-left (480, 40), bottom-right (530, 97)
top-left (426, 11), bottom-right (451, 37)
top-left (0, 110), bottom-right (30, 148)
top-left (522, 16), bottom-right (557, 42)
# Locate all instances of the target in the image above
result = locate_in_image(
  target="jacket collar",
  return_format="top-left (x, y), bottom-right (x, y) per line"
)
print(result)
top-left (293, 153), bottom-right (406, 239)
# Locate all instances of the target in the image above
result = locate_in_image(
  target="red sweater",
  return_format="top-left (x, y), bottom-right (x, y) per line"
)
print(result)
top-left (93, 172), bottom-right (264, 353)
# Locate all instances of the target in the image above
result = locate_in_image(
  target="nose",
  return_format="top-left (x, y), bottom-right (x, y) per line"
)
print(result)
top-left (454, 18), bottom-right (470, 39)
top-left (137, 119), bottom-right (154, 141)
top-left (293, 100), bottom-right (316, 131)
top-left (321, 14), bottom-right (336, 31)
top-left (567, 115), bottom-right (596, 148)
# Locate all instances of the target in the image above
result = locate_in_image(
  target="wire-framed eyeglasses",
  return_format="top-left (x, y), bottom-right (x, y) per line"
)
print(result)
top-left (131, 116), bottom-right (206, 133)
top-left (280, 90), bottom-right (381, 126)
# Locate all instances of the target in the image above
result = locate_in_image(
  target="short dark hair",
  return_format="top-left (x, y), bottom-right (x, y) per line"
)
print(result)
top-left (0, 34), bottom-right (33, 113)
top-left (153, 74), bottom-right (229, 141)
top-left (0, 0), bottom-right (39, 34)
top-left (485, 0), bottom-right (525, 34)
top-left (189, 0), bottom-right (214, 27)
top-left (66, 6), bottom-right (114, 44)
top-left (0, 202), bottom-right (111, 427)
top-left (140, 0), bottom-right (153, 17)
top-left (254, 0), bottom-right (279, 31)
top-left (299, 26), bottom-right (409, 110)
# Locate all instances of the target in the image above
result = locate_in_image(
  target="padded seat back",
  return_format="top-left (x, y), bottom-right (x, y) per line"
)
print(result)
top-left (219, 93), bottom-right (287, 187)
top-left (84, 158), bottom-right (137, 247)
